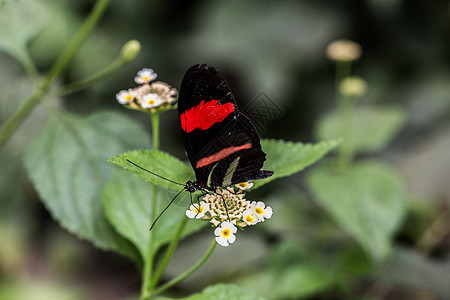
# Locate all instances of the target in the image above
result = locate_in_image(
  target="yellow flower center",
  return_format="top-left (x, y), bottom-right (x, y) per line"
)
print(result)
top-left (147, 99), bottom-right (155, 105)
top-left (222, 228), bottom-right (231, 238)
top-left (255, 207), bottom-right (263, 215)
top-left (142, 76), bottom-right (149, 81)
top-left (125, 95), bottom-right (132, 100)
top-left (238, 182), bottom-right (247, 188)
top-left (195, 206), bottom-right (204, 214)
top-left (245, 215), bottom-right (255, 223)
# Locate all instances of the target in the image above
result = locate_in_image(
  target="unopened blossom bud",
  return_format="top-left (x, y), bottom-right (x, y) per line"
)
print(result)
top-left (326, 39), bottom-right (362, 62)
top-left (339, 76), bottom-right (367, 97)
top-left (121, 40), bottom-right (141, 62)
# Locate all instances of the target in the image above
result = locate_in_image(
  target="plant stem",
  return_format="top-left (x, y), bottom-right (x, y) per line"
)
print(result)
top-left (151, 240), bottom-right (217, 297)
top-left (151, 113), bottom-right (160, 150)
top-left (151, 217), bottom-right (188, 288)
top-left (54, 56), bottom-right (128, 96)
top-left (140, 113), bottom-right (160, 300)
top-left (334, 61), bottom-right (351, 93)
top-left (337, 94), bottom-right (353, 170)
top-left (141, 185), bottom-right (158, 300)
top-left (334, 60), bottom-right (353, 170)
top-left (16, 49), bottom-right (39, 80)
top-left (0, 0), bottom-right (111, 149)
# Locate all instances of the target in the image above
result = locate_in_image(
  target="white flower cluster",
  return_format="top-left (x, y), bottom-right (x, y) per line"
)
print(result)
top-left (116, 68), bottom-right (177, 113)
top-left (185, 182), bottom-right (273, 247)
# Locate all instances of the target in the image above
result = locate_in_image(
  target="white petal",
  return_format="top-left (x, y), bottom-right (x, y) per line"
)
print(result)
top-left (186, 210), bottom-right (197, 219)
top-left (222, 221), bottom-right (237, 233)
top-left (215, 236), bottom-right (229, 247)
top-left (227, 234), bottom-right (236, 244)
top-left (262, 206), bottom-right (273, 219)
top-left (255, 201), bottom-right (266, 209)
top-left (214, 226), bottom-right (223, 236)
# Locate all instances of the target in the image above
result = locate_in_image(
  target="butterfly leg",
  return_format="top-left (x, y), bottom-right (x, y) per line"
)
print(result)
top-left (218, 193), bottom-right (231, 222)
top-left (192, 191), bottom-right (209, 219)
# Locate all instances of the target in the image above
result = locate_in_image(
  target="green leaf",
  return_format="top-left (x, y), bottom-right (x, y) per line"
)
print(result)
top-left (23, 111), bottom-right (150, 259)
top-left (315, 105), bottom-right (406, 153)
top-left (307, 160), bottom-right (405, 261)
top-left (109, 150), bottom-right (193, 192)
top-left (102, 170), bottom-right (205, 259)
top-left (254, 139), bottom-right (339, 189)
top-left (0, 0), bottom-right (48, 68)
top-left (239, 264), bottom-right (335, 299)
top-left (180, 284), bottom-right (266, 300)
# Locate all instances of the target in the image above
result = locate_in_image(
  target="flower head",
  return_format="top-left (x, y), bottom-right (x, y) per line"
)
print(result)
top-left (235, 181), bottom-right (253, 190)
top-left (116, 89), bottom-right (134, 104)
top-left (251, 201), bottom-right (273, 222)
top-left (140, 93), bottom-right (163, 109)
top-left (326, 40), bottom-right (362, 62)
top-left (135, 68), bottom-right (157, 84)
top-left (116, 68), bottom-right (178, 113)
top-left (214, 221), bottom-right (237, 247)
top-left (202, 187), bottom-right (251, 227)
top-left (186, 201), bottom-right (209, 219)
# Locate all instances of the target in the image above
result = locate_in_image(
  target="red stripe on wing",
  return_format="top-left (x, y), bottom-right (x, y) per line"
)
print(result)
top-left (181, 100), bottom-right (235, 133)
top-left (196, 143), bottom-right (252, 168)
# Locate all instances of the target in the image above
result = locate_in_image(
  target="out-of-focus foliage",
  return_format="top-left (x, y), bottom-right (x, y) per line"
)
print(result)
top-left (1, 0), bottom-right (450, 299)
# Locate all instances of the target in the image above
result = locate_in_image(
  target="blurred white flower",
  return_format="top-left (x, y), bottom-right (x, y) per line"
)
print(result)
top-left (116, 89), bottom-right (134, 104)
top-left (135, 68), bottom-right (157, 84)
top-left (140, 93), bottom-right (163, 109)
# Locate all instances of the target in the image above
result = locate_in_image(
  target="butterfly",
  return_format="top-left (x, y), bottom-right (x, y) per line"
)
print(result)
top-left (128, 64), bottom-right (273, 228)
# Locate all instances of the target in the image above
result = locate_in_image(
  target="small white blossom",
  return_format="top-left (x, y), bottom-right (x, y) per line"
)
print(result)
top-left (186, 201), bottom-right (209, 219)
top-left (116, 89), bottom-right (134, 104)
top-left (251, 201), bottom-right (273, 222)
top-left (235, 181), bottom-right (253, 190)
top-left (140, 93), bottom-right (163, 109)
top-left (214, 221), bottom-right (237, 247)
top-left (242, 209), bottom-right (258, 225)
top-left (135, 68), bottom-right (157, 84)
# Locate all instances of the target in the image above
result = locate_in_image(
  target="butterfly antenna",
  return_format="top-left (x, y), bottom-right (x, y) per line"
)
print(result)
top-left (126, 159), bottom-right (185, 186)
top-left (150, 187), bottom-right (186, 231)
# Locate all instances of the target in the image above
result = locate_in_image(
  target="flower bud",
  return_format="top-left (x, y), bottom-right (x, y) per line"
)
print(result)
top-left (121, 40), bottom-right (141, 61)
top-left (339, 76), bottom-right (367, 97)
top-left (326, 39), bottom-right (362, 62)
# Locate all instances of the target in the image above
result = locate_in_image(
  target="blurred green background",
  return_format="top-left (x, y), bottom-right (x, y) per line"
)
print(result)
top-left (1, 0), bottom-right (450, 299)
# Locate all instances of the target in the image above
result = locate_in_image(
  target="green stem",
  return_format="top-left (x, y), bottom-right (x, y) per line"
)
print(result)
top-left (151, 217), bottom-right (188, 288)
top-left (337, 94), bottom-right (353, 170)
top-left (54, 56), bottom-right (128, 96)
top-left (151, 240), bottom-right (217, 297)
top-left (151, 113), bottom-right (160, 150)
top-left (141, 185), bottom-right (158, 300)
top-left (0, 0), bottom-right (111, 149)
top-left (140, 112), bottom-right (160, 300)
top-left (334, 60), bottom-right (353, 171)
top-left (335, 61), bottom-right (351, 93)
top-left (16, 48), bottom-right (39, 80)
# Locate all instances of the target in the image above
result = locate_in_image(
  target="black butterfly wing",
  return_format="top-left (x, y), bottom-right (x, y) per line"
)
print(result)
top-left (178, 64), bottom-right (273, 187)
